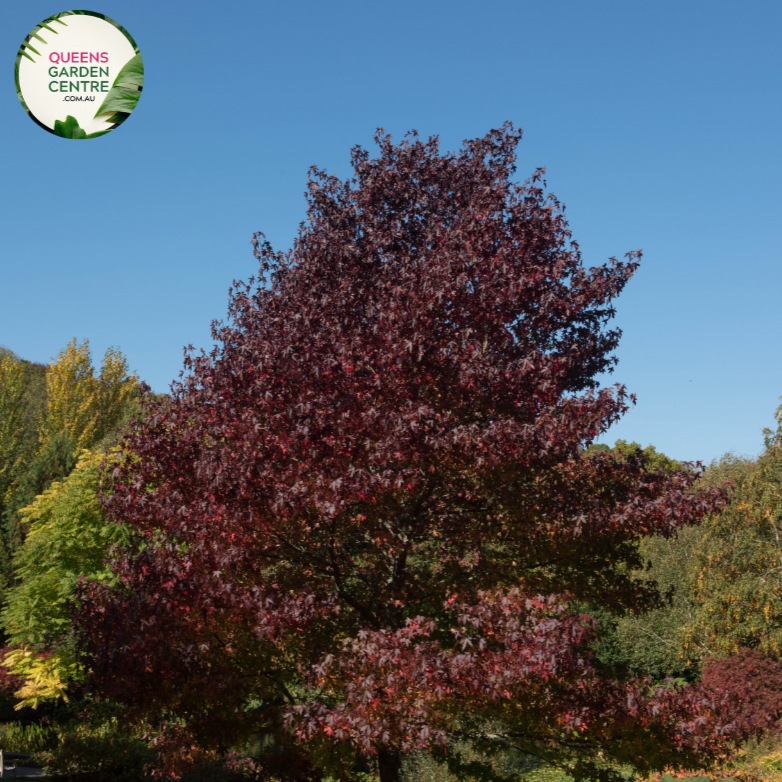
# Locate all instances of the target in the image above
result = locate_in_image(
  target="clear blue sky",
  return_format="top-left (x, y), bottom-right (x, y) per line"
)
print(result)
top-left (1, 0), bottom-right (780, 466)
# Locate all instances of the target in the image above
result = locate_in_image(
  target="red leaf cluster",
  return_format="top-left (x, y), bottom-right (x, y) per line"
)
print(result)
top-left (289, 589), bottom-right (758, 764)
top-left (701, 648), bottom-right (782, 733)
top-left (0, 646), bottom-right (25, 697)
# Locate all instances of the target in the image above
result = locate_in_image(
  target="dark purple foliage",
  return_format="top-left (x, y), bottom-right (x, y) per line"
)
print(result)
top-left (76, 124), bottom-right (754, 781)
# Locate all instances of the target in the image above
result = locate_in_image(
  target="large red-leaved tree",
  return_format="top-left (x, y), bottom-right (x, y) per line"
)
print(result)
top-left (80, 125), bottom-right (759, 781)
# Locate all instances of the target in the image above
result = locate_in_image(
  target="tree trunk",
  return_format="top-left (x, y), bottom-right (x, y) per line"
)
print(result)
top-left (377, 747), bottom-right (402, 782)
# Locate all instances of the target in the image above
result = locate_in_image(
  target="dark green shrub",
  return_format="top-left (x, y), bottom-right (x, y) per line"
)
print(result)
top-left (37, 715), bottom-right (154, 782)
top-left (0, 721), bottom-right (58, 761)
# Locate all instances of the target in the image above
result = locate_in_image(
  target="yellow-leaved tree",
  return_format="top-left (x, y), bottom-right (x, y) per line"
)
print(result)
top-left (690, 399), bottom-right (782, 658)
top-left (39, 339), bottom-right (138, 455)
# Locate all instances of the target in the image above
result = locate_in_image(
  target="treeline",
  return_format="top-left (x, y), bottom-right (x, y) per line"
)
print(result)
top-left (583, 432), bottom-right (782, 695)
top-left (1, 339), bottom-right (782, 777)
top-left (0, 340), bottom-right (154, 774)
top-left (0, 339), bottom-right (140, 612)
top-left (3, 361), bottom-right (781, 688)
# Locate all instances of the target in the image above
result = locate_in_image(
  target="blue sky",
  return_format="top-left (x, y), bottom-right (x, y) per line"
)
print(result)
top-left (1, 0), bottom-right (780, 466)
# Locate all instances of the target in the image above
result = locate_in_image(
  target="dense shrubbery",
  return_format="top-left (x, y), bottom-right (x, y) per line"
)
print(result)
top-left (0, 340), bottom-right (147, 776)
top-left (0, 714), bottom-right (154, 780)
top-left (0, 721), bottom-right (59, 757)
top-left (0, 449), bottom-right (135, 708)
top-left (702, 649), bottom-right (782, 734)
top-left (39, 715), bottom-right (155, 781)
top-left (693, 417), bottom-right (782, 659)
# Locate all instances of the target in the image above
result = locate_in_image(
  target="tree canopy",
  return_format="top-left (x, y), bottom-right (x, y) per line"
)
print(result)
top-left (38, 338), bottom-right (138, 455)
top-left (78, 125), bottom-right (755, 782)
top-left (692, 406), bottom-right (782, 658)
top-left (1, 339), bottom-right (138, 554)
top-left (2, 449), bottom-right (131, 650)
top-left (0, 448), bottom-right (133, 709)
top-left (0, 353), bottom-right (26, 516)
top-left (586, 440), bottom-right (683, 474)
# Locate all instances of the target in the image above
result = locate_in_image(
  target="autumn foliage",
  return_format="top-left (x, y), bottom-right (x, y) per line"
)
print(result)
top-left (693, 405), bottom-right (782, 659)
top-left (701, 649), bottom-right (782, 734)
top-left (0, 646), bottom-right (25, 698)
top-left (39, 338), bottom-right (138, 454)
top-left (76, 125), bottom-right (761, 781)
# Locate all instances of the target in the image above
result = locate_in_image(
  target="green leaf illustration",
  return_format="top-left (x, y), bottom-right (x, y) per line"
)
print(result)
top-left (94, 86), bottom-right (141, 117)
top-left (104, 112), bottom-right (130, 124)
top-left (53, 115), bottom-right (87, 140)
top-left (17, 14), bottom-right (66, 63)
top-left (114, 52), bottom-right (144, 87)
top-left (94, 54), bottom-right (143, 118)
top-left (42, 13), bottom-right (69, 26)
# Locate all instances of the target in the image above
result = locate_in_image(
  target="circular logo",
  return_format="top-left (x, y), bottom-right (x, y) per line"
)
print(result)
top-left (15, 11), bottom-right (143, 139)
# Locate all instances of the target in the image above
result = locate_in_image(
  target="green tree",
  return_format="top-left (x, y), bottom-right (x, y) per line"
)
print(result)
top-left (691, 408), bottom-right (781, 658)
top-left (586, 439), bottom-right (683, 474)
top-left (0, 352), bottom-right (28, 593)
top-left (0, 348), bottom-right (48, 465)
top-left (0, 353), bottom-right (26, 512)
top-left (605, 450), bottom-right (761, 681)
top-left (586, 443), bottom-right (765, 684)
top-left (0, 351), bottom-right (49, 528)
top-left (612, 526), bottom-right (703, 682)
top-left (2, 432), bottom-right (79, 550)
top-left (2, 340), bottom-right (138, 555)
top-left (581, 440), bottom-right (695, 681)
top-left (1, 449), bottom-right (133, 708)
top-left (16, 360), bottom-right (48, 464)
